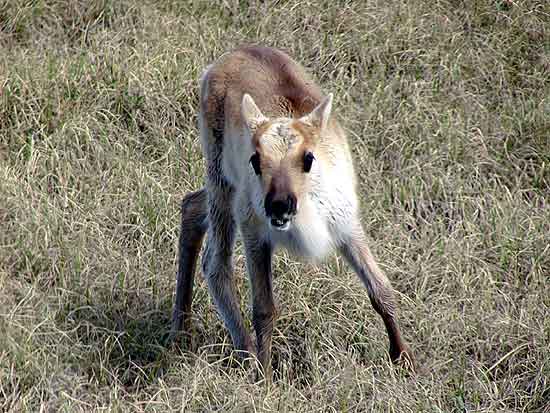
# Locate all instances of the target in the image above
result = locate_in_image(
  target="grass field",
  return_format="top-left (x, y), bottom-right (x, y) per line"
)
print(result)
top-left (1, 0), bottom-right (549, 411)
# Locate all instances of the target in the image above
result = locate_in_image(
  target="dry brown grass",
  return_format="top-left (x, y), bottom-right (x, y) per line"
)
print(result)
top-left (1, 0), bottom-right (549, 411)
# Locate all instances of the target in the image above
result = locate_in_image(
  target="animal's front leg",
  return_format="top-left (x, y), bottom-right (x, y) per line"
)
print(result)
top-left (241, 222), bottom-right (277, 380)
top-left (339, 223), bottom-right (415, 370)
top-left (202, 186), bottom-right (253, 357)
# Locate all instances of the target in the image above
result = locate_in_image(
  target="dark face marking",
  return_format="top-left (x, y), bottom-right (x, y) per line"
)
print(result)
top-left (250, 152), bottom-right (261, 175)
top-left (303, 151), bottom-right (315, 173)
top-left (264, 190), bottom-right (297, 228)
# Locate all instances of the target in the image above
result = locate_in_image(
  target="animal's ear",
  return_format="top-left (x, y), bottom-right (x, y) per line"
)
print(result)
top-left (301, 93), bottom-right (333, 131)
top-left (242, 94), bottom-right (267, 132)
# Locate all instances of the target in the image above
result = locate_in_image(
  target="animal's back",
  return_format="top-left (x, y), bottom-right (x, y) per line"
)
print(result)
top-left (201, 46), bottom-right (324, 134)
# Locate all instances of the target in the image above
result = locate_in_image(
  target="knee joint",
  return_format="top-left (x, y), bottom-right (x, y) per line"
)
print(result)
top-left (253, 303), bottom-right (278, 326)
top-left (370, 286), bottom-right (396, 318)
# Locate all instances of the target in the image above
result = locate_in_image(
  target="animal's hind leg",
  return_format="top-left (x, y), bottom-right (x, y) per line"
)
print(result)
top-left (202, 184), bottom-right (252, 356)
top-left (170, 189), bottom-right (208, 340)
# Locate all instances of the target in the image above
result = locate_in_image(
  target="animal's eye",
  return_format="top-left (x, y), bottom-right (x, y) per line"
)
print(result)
top-left (303, 151), bottom-right (315, 173)
top-left (250, 152), bottom-right (261, 175)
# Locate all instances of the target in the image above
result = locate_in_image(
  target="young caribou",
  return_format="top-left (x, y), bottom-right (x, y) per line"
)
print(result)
top-left (171, 46), bottom-right (414, 376)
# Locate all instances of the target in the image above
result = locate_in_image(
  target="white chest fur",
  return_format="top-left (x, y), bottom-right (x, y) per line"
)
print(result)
top-left (269, 206), bottom-right (335, 260)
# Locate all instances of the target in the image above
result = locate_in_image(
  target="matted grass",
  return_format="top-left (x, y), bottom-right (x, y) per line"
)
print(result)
top-left (1, 0), bottom-right (549, 411)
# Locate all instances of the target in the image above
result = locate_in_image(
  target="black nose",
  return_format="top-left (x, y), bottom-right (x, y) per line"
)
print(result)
top-left (265, 193), bottom-right (297, 218)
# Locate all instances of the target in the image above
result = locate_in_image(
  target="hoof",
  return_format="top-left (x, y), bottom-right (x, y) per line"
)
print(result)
top-left (392, 348), bottom-right (416, 373)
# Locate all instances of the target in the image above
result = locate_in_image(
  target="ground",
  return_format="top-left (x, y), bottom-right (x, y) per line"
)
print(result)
top-left (0, 0), bottom-right (549, 411)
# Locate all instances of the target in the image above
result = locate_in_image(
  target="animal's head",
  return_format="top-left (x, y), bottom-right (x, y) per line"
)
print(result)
top-left (241, 93), bottom-right (333, 231)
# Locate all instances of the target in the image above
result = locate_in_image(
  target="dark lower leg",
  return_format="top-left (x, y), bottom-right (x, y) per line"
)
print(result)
top-left (206, 268), bottom-right (253, 354)
top-left (371, 297), bottom-right (408, 362)
top-left (171, 189), bottom-right (208, 336)
top-left (203, 230), bottom-right (252, 355)
top-left (339, 229), bottom-right (414, 369)
top-left (253, 306), bottom-right (276, 377)
top-left (244, 240), bottom-right (276, 377)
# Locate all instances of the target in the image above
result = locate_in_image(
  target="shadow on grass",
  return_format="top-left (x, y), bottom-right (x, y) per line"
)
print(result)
top-left (59, 287), bottom-right (179, 388)
top-left (59, 277), bottom-right (340, 388)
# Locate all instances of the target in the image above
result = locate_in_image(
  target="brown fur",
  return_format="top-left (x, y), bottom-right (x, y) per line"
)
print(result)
top-left (203, 46), bottom-right (324, 132)
top-left (252, 120), bottom-right (275, 148)
top-left (290, 120), bottom-right (320, 150)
